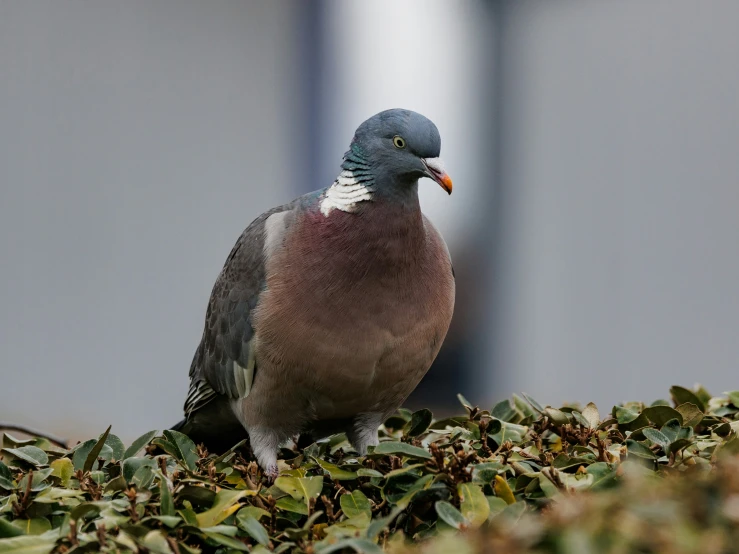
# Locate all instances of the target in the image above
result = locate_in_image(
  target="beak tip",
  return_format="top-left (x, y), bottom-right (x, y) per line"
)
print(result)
top-left (441, 176), bottom-right (453, 195)
top-left (422, 157), bottom-right (453, 195)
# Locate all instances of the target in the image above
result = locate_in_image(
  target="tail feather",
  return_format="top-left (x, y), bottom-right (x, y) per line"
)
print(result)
top-left (170, 419), bottom-right (187, 432)
top-left (168, 401), bottom-right (248, 454)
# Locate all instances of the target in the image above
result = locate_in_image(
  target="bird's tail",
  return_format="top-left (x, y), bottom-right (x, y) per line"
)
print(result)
top-left (170, 419), bottom-right (188, 432)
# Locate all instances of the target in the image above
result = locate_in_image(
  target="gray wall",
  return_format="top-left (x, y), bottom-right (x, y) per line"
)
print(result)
top-left (0, 1), bottom-right (306, 441)
top-left (3, 0), bottom-right (739, 441)
top-left (489, 0), bottom-right (739, 409)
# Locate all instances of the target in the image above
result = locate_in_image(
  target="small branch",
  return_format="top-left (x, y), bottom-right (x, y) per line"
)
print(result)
top-left (0, 423), bottom-right (68, 448)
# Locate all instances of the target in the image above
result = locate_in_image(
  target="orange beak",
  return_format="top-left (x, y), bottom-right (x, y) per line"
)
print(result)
top-left (423, 158), bottom-right (453, 194)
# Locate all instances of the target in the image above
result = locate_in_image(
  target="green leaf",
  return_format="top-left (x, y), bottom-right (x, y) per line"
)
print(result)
top-left (340, 490), bottom-right (371, 519)
top-left (2, 447), bottom-right (48, 468)
top-left (141, 530), bottom-right (174, 553)
top-left (70, 502), bottom-right (102, 521)
top-left (275, 496), bottom-right (310, 515)
top-left (383, 415), bottom-right (410, 431)
top-left (0, 495), bottom-right (18, 515)
top-left (312, 457), bottom-right (358, 480)
top-left (625, 439), bottom-right (657, 460)
top-left (406, 408), bottom-right (433, 437)
top-left (121, 457), bottom-right (155, 483)
top-left (457, 393), bottom-right (475, 411)
top-left (0, 464), bottom-right (13, 491)
top-left (178, 485), bottom-right (217, 509)
top-left (161, 430), bottom-right (198, 471)
top-left (356, 468), bottom-right (383, 478)
top-left (238, 514), bottom-right (270, 546)
top-left (613, 406), bottom-right (640, 424)
top-left (429, 416), bottom-right (468, 431)
top-left (552, 454), bottom-right (593, 471)
top-left (512, 394), bottom-right (536, 418)
top-left (457, 483), bottom-right (489, 528)
top-left (490, 421), bottom-right (528, 444)
top-left (104, 434), bottom-right (125, 461)
top-left (694, 385), bottom-right (712, 405)
top-left (371, 442), bottom-right (432, 459)
top-left (570, 410), bottom-right (591, 428)
top-left (0, 535), bottom-right (56, 554)
top-left (201, 529), bottom-right (250, 551)
top-left (669, 438), bottom-right (693, 454)
top-left (1, 434), bottom-right (35, 450)
top-left (581, 402), bottom-right (601, 428)
top-left (586, 462), bottom-right (617, 490)
top-left (521, 393), bottom-right (546, 414)
top-left (131, 465), bottom-right (155, 489)
top-left (71, 439), bottom-right (97, 471)
top-left (83, 425), bottom-right (111, 473)
top-left (384, 463), bottom-right (425, 479)
top-left (32, 487), bottom-right (84, 504)
top-left (676, 402), bottom-right (704, 428)
top-left (274, 476), bottom-right (324, 505)
top-left (123, 430), bottom-right (159, 459)
top-left (613, 407), bottom-right (649, 432)
top-left (544, 407), bottom-right (571, 426)
top-left (434, 501), bottom-right (467, 530)
top-left (0, 518), bottom-right (24, 538)
top-left (178, 508), bottom-right (199, 526)
top-left (196, 489), bottom-right (251, 528)
top-left (538, 473), bottom-right (560, 498)
top-left (16, 469), bottom-right (52, 494)
top-left (487, 496), bottom-right (508, 518)
top-left (10, 519), bottom-right (50, 537)
top-left (642, 406), bottom-right (683, 427)
top-left (471, 462), bottom-right (503, 484)
top-left (484, 419), bottom-right (503, 435)
top-left (159, 477), bottom-right (175, 517)
top-left (642, 428), bottom-right (671, 451)
top-left (660, 418), bottom-right (682, 444)
top-left (49, 458), bottom-right (73, 487)
top-left (492, 399), bottom-right (522, 423)
top-left (393, 475), bottom-right (437, 509)
top-left (365, 506), bottom-right (403, 541)
top-left (725, 390), bottom-right (739, 407)
top-left (236, 506), bottom-right (270, 522)
top-left (315, 538), bottom-right (384, 554)
top-left (670, 386), bottom-right (706, 412)
top-left (152, 515), bottom-right (181, 528)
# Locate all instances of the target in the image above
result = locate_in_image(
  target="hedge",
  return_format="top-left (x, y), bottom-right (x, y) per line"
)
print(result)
top-left (1, 384), bottom-right (738, 553)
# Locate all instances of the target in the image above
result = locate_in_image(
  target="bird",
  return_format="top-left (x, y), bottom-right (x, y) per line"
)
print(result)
top-left (173, 109), bottom-right (455, 478)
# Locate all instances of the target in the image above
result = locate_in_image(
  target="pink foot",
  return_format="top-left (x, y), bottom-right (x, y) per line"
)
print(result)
top-left (264, 464), bottom-right (279, 483)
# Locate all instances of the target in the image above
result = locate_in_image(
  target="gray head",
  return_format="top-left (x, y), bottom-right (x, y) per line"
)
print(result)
top-left (342, 109), bottom-right (452, 195)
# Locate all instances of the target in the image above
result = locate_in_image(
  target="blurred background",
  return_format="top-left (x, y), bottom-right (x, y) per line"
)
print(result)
top-left (2, 0), bottom-right (738, 442)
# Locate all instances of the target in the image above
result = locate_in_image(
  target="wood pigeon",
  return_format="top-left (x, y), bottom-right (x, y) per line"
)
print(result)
top-left (173, 109), bottom-right (455, 477)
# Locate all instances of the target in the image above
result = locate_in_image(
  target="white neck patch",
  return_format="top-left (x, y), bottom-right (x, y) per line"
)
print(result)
top-left (320, 170), bottom-right (374, 217)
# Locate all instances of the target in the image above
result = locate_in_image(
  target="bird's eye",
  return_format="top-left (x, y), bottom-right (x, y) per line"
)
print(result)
top-left (392, 136), bottom-right (406, 149)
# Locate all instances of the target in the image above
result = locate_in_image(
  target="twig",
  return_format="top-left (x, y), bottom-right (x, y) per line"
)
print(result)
top-left (0, 423), bottom-right (68, 448)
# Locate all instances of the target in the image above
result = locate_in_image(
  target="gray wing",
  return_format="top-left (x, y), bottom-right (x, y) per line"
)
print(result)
top-left (184, 202), bottom-right (297, 418)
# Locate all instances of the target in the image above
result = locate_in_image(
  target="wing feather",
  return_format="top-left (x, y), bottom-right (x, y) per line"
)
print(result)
top-left (183, 201), bottom-right (297, 418)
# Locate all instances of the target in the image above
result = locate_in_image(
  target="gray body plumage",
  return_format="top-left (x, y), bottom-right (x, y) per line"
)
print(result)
top-left (176, 109), bottom-right (455, 475)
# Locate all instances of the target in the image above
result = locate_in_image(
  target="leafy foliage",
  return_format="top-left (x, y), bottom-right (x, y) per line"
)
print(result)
top-left (2, 385), bottom-right (739, 553)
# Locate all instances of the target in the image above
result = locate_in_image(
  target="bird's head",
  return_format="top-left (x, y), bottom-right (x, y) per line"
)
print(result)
top-left (344, 109), bottom-right (453, 195)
